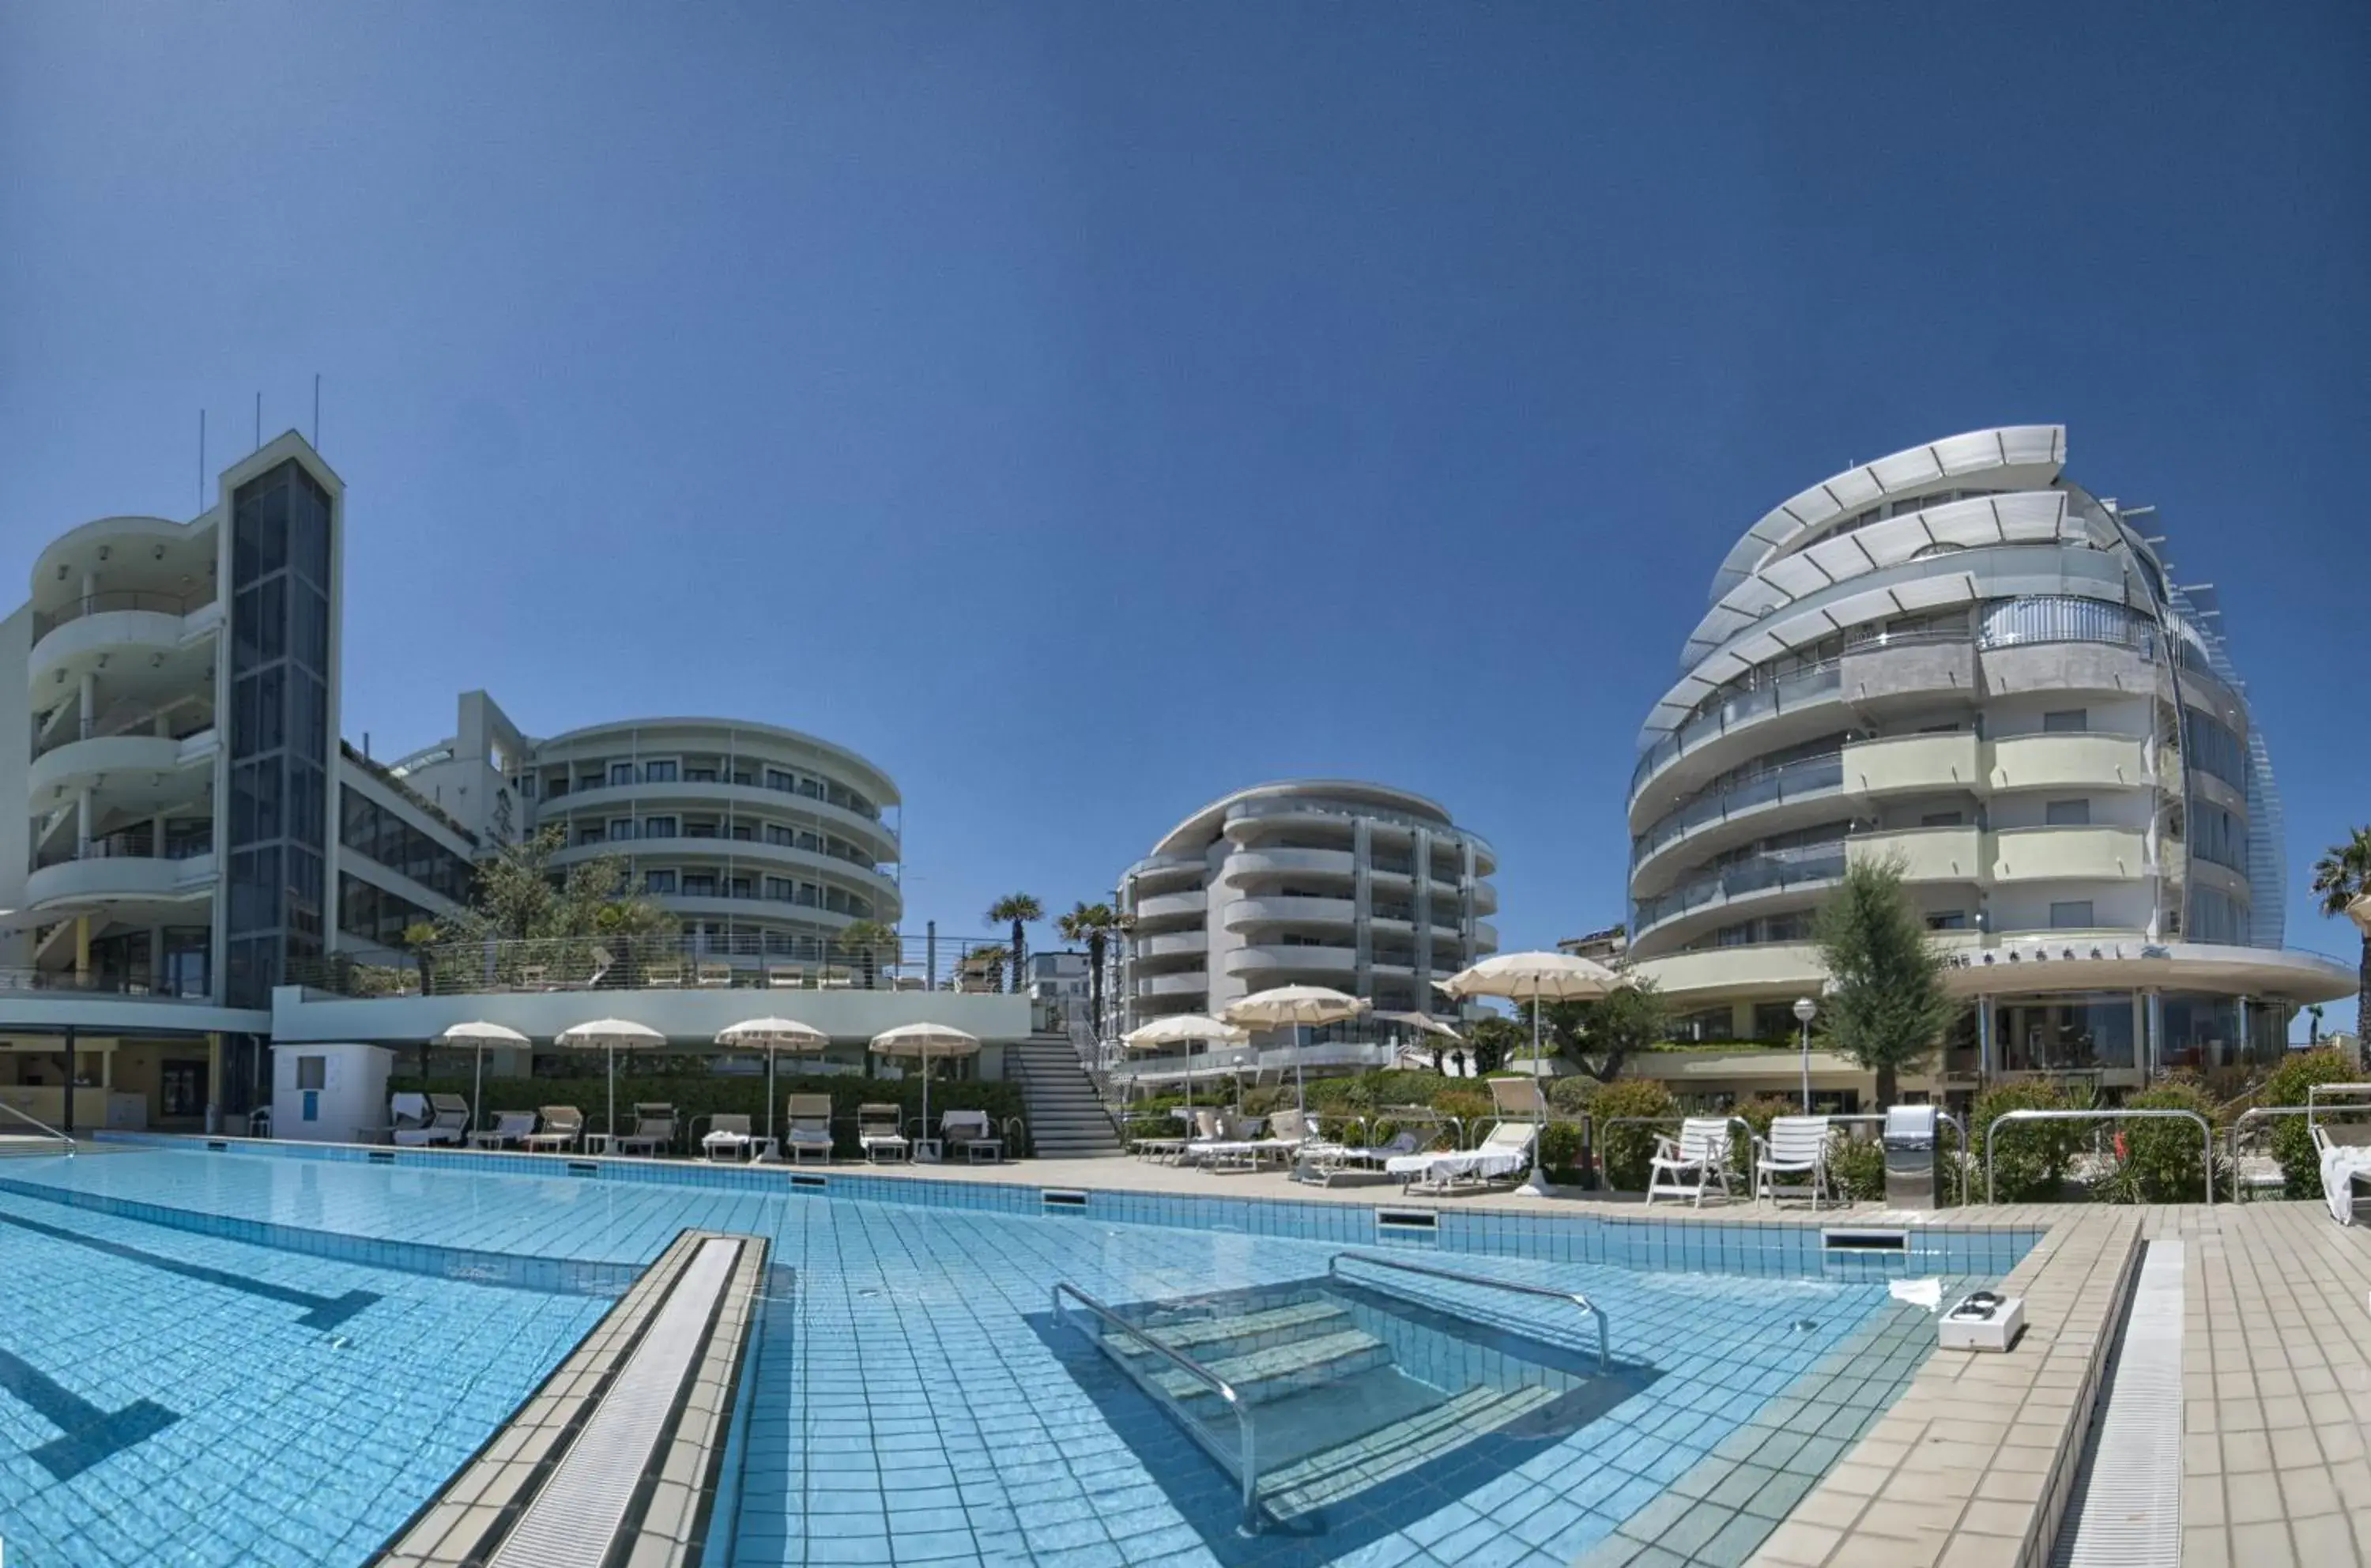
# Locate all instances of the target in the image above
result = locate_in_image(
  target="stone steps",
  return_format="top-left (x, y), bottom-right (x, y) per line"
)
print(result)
top-left (1259, 1384), bottom-right (1561, 1520)
top-left (1152, 1328), bottom-right (1391, 1408)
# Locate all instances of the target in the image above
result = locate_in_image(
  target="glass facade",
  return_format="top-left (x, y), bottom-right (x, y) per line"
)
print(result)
top-left (224, 461), bottom-right (333, 1007)
top-left (337, 873), bottom-right (443, 949)
top-left (339, 790), bottom-right (473, 902)
top-left (1993, 993), bottom-right (2135, 1072)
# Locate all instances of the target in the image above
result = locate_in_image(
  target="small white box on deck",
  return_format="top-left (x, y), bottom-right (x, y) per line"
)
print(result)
top-left (1939, 1292), bottom-right (2026, 1352)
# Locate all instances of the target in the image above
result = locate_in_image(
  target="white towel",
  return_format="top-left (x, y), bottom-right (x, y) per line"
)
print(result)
top-left (2322, 1144), bottom-right (2371, 1225)
top-left (1888, 1277), bottom-right (1943, 1312)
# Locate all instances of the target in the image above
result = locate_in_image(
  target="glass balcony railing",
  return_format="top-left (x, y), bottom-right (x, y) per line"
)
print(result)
top-left (31, 589), bottom-right (209, 643)
top-left (1631, 751), bottom-right (1844, 867)
top-left (1630, 841), bottom-right (1848, 936)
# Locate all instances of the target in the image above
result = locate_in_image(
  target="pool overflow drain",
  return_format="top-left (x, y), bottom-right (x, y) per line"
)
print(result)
top-left (367, 1151), bottom-right (395, 1165)
top-left (565, 1161), bottom-right (598, 1178)
top-left (205, 1140), bottom-right (227, 1152)
top-left (1821, 1227), bottom-right (1909, 1253)
top-left (1042, 1189), bottom-right (1089, 1211)
top-left (790, 1173), bottom-right (828, 1189)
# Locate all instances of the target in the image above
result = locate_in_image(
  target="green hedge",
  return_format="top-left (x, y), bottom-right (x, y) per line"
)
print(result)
top-left (2258, 1048), bottom-right (2358, 1197)
top-left (1970, 1080), bottom-right (2091, 1201)
top-left (390, 1072), bottom-right (1031, 1158)
top-left (2098, 1083), bottom-right (2223, 1204)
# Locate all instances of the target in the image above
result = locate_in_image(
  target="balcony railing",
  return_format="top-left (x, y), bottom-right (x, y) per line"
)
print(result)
top-left (31, 589), bottom-right (205, 643)
top-left (32, 828), bottom-right (215, 873)
top-left (1631, 841), bottom-right (1849, 937)
top-left (1632, 751), bottom-right (1844, 868)
top-left (288, 932), bottom-right (1017, 1000)
top-left (32, 704), bottom-right (217, 761)
top-left (0, 968), bottom-right (212, 1001)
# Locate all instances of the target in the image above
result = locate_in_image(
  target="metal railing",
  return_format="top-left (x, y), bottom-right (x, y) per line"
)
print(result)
top-left (1631, 842), bottom-right (1849, 937)
top-left (1050, 1282), bottom-right (1258, 1532)
top-left (1632, 751), bottom-right (1845, 868)
top-left (0, 967), bottom-right (209, 1001)
top-left (1596, 1114), bottom-right (1751, 1193)
top-left (2226, 1104), bottom-right (2311, 1195)
top-left (0, 1101), bottom-right (75, 1156)
top-left (1984, 1107), bottom-right (2214, 1205)
top-left (1327, 1251), bottom-right (1608, 1374)
top-left (32, 588), bottom-right (205, 641)
top-left (288, 931), bottom-right (1021, 999)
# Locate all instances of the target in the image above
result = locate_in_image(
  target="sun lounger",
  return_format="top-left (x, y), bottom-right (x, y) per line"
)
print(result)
top-left (522, 1106), bottom-right (583, 1152)
top-left (392, 1091), bottom-right (470, 1147)
top-left (1196, 1109), bottom-right (1314, 1171)
top-left (940, 1109), bottom-right (1004, 1163)
top-left (1757, 1116), bottom-right (1834, 1208)
top-left (1387, 1121), bottom-right (1536, 1194)
top-left (2316, 1122), bottom-right (2371, 1224)
top-left (786, 1094), bottom-right (835, 1164)
top-left (1295, 1129), bottom-right (1423, 1186)
top-left (858, 1102), bottom-right (910, 1163)
top-left (699, 1113), bottom-right (756, 1162)
top-left (615, 1102), bottom-right (677, 1157)
top-left (1647, 1118), bottom-right (1737, 1208)
top-left (470, 1110), bottom-right (540, 1150)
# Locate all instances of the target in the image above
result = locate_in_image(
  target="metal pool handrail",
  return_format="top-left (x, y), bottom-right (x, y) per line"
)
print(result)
top-left (1050, 1282), bottom-right (1260, 1532)
top-left (0, 1100), bottom-right (74, 1156)
top-left (1327, 1250), bottom-right (1609, 1374)
top-left (1983, 1107), bottom-right (2212, 1205)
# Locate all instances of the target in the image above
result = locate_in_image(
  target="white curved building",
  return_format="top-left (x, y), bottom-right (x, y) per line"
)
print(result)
top-left (1118, 781), bottom-right (1498, 1031)
top-left (1626, 424), bottom-right (2349, 1095)
top-left (390, 699), bottom-right (902, 964)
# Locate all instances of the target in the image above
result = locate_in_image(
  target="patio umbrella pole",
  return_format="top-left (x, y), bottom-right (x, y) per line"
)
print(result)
top-left (1517, 986), bottom-right (1550, 1197)
top-left (471, 1042), bottom-right (484, 1136)
top-left (608, 1045), bottom-right (616, 1143)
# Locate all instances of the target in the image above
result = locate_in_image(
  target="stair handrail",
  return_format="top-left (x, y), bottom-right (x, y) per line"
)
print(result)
top-left (1327, 1250), bottom-right (1608, 1374)
top-left (0, 1100), bottom-right (75, 1156)
top-left (1052, 1281), bottom-right (1259, 1532)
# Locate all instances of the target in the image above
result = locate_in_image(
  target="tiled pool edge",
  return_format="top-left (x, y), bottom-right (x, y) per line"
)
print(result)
top-left (1745, 1208), bottom-right (2143, 1568)
top-left (88, 1132), bottom-right (2041, 1280)
top-left (0, 1169), bottom-right (641, 1295)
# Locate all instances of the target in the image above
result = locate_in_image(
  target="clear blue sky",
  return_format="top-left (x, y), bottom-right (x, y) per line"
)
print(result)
top-left (3, 4), bottom-right (2366, 1012)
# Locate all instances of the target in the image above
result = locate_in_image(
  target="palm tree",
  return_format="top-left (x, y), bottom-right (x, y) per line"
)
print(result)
top-left (986, 894), bottom-right (1042, 994)
top-left (2311, 827), bottom-right (2371, 1069)
top-left (835, 919), bottom-right (899, 989)
top-left (1056, 901), bottom-right (1129, 1042)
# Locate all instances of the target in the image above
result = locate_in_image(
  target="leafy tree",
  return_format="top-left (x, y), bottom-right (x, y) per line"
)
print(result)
top-left (1464, 1016), bottom-right (1524, 1076)
top-left (835, 919), bottom-right (899, 989)
top-left (2100, 1082), bottom-right (2226, 1204)
top-left (1811, 857), bottom-right (1959, 1106)
top-left (986, 894), bottom-right (1042, 994)
top-left (2260, 1047), bottom-right (2358, 1195)
top-left (400, 920), bottom-right (443, 992)
top-left (438, 824), bottom-right (667, 959)
top-left (1538, 979), bottom-right (1671, 1084)
top-left (1588, 1078), bottom-right (1678, 1189)
top-left (2310, 827), bottom-right (2371, 1070)
top-left (1055, 901), bottom-right (1128, 1039)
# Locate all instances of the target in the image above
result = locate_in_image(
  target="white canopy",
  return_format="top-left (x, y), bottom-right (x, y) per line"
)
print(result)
top-left (1373, 1011), bottom-right (1464, 1042)
top-left (436, 1021), bottom-right (531, 1136)
top-left (1434, 951), bottom-right (1618, 1003)
top-left (714, 1017), bottom-right (830, 1050)
top-left (868, 1023), bottom-right (982, 1060)
top-left (553, 1019), bottom-right (666, 1142)
top-left (1122, 1014), bottom-right (1249, 1050)
top-left (1223, 986), bottom-right (1370, 1028)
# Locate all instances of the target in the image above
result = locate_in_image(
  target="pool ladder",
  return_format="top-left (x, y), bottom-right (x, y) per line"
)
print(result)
top-left (0, 1101), bottom-right (74, 1158)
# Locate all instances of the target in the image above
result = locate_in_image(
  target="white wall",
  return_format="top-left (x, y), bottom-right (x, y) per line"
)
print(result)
top-left (1986, 695), bottom-right (2154, 740)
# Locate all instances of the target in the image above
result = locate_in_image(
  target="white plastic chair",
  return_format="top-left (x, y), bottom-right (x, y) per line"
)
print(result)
top-left (1757, 1116), bottom-right (1834, 1208)
top-left (1646, 1118), bottom-right (1736, 1208)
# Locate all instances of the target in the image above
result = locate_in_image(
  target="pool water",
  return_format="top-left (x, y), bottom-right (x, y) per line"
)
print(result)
top-left (0, 1147), bottom-right (2022, 1567)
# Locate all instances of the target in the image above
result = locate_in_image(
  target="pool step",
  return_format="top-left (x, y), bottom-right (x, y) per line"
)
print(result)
top-left (1259, 1383), bottom-right (1560, 1520)
top-left (1114, 1300), bottom-right (1353, 1364)
top-left (1152, 1328), bottom-right (1390, 1408)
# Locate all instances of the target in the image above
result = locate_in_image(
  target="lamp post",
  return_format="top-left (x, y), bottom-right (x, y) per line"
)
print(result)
top-left (1792, 997), bottom-right (1817, 1112)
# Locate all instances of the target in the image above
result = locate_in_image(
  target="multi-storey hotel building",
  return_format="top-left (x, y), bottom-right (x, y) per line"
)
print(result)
top-left (0, 432), bottom-right (979, 1139)
top-left (1624, 424), bottom-right (2349, 1102)
top-left (1118, 781), bottom-right (1499, 1033)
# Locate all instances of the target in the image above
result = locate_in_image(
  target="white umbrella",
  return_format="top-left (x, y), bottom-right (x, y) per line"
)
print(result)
top-left (1374, 1010), bottom-right (1463, 1070)
top-left (1435, 952), bottom-right (1618, 1196)
top-left (553, 1018), bottom-right (666, 1142)
top-left (1224, 985), bottom-right (1370, 1112)
top-left (435, 1020), bottom-right (530, 1135)
top-left (1122, 1015), bottom-right (1248, 1118)
top-left (716, 1017), bottom-right (830, 1149)
top-left (869, 1023), bottom-right (981, 1159)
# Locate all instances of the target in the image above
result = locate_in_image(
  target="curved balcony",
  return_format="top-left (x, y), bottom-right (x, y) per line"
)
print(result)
top-left (549, 834), bottom-right (899, 906)
top-left (1223, 945), bottom-right (1358, 978)
top-left (25, 850), bottom-right (217, 913)
top-left (28, 729), bottom-right (218, 808)
top-left (539, 779), bottom-right (897, 858)
top-left (1979, 639), bottom-right (2161, 703)
top-left (1137, 971), bottom-right (1209, 998)
top-left (1133, 888), bottom-right (1208, 924)
top-left (651, 894), bottom-right (857, 930)
top-left (1849, 825), bottom-right (1985, 884)
top-left (1223, 895), bottom-right (1358, 931)
top-left (28, 595), bottom-right (220, 693)
top-left (1985, 733), bottom-right (2150, 794)
top-left (1989, 825), bottom-right (2150, 884)
top-left (1220, 848), bottom-right (1355, 884)
top-left (1841, 733), bottom-right (1981, 799)
top-left (1632, 751), bottom-right (1845, 890)
top-left (1630, 842), bottom-right (1847, 951)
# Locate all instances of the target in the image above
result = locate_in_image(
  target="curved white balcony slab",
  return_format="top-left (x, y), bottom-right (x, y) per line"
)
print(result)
top-left (1133, 888), bottom-right (1209, 922)
top-left (1137, 971), bottom-right (1208, 997)
top-left (1985, 733), bottom-right (2150, 794)
top-left (28, 729), bottom-right (218, 808)
top-left (1223, 896), bottom-right (1357, 931)
top-left (542, 780), bottom-right (897, 858)
top-left (1133, 930), bottom-right (1208, 959)
top-left (549, 836), bottom-right (900, 911)
top-left (1223, 945), bottom-right (1358, 978)
top-left (1988, 825), bottom-right (2149, 884)
top-left (26, 852), bottom-right (217, 911)
top-left (1220, 848), bottom-right (1357, 884)
top-left (1849, 826), bottom-right (1985, 884)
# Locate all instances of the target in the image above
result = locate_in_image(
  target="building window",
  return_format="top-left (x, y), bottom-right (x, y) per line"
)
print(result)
top-left (766, 769), bottom-right (795, 793)
top-left (610, 818), bottom-right (636, 841)
top-left (518, 775), bottom-right (536, 799)
top-left (643, 816), bottom-right (677, 839)
top-left (296, 1056), bottom-right (326, 1091)
top-left (645, 869), bottom-right (677, 895)
top-left (644, 759), bottom-right (678, 782)
top-left (2049, 900), bottom-right (2095, 929)
top-left (545, 776), bottom-right (568, 799)
top-left (1926, 911), bottom-right (1969, 930)
top-left (2045, 799), bottom-right (2092, 827)
top-left (729, 876), bottom-right (752, 899)
top-left (730, 824), bottom-right (754, 842)
top-left (578, 825), bottom-right (605, 846)
top-left (1920, 812), bottom-right (1964, 827)
top-left (609, 762), bottom-right (635, 786)
top-left (686, 767), bottom-right (718, 783)
top-left (766, 824), bottom-right (794, 846)
top-left (683, 873), bottom-right (717, 897)
top-left (2042, 709), bottom-right (2088, 734)
top-left (765, 876), bottom-right (793, 901)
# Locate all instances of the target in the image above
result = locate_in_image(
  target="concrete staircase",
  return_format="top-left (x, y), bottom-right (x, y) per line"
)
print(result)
top-left (1008, 1032), bottom-right (1124, 1158)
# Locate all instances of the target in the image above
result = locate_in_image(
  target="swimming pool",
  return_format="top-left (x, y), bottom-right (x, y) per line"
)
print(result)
top-left (0, 1144), bottom-right (2034, 1566)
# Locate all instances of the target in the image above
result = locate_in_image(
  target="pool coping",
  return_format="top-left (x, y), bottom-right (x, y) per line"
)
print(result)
top-left (369, 1226), bottom-right (769, 1568)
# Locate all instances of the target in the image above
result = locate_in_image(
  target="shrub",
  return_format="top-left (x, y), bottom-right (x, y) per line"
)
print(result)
top-left (1828, 1136), bottom-right (1887, 1203)
top-left (1539, 1120), bottom-right (1588, 1184)
top-left (2258, 1048), bottom-right (2359, 1196)
top-left (2097, 1083), bottom-right (2224, 1204)
top-left (1587, 1079), bottom-right (1678, 1190)
top-left (1544, 1076), bottom-right (1596, 1116)
top-left (1970, 1080), bottom-right (2089, 1201)
top-left (1726, 1095), bottom-right (1801, 1181)
top-left (1434, 1088), bottom-right (1495, 1131)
